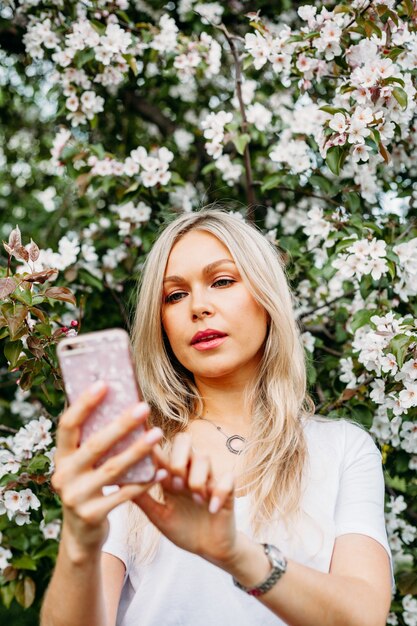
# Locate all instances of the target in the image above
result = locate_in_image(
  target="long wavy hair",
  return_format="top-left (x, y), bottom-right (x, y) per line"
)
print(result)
top-left (128, 207), bottom-right (314, 560)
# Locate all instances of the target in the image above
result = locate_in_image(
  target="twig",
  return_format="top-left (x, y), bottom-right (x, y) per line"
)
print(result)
top-left (219, 24), bottom-right (256, 222)
top-left (396, 217), bottom-right (417, 241)
top-left (316, 375), bottom-right (375, 413)
top-left (320, 346), bottom-right (343, 357)
top-left (105, 282), bottom-right (131, 332)
top-left (260, 184), bottom-right (340, 207)
top-left (299, 289), bottom-right (356, 321)
top-left (344, 0), bottom-right (375, 31)
top-left (0, 425), bottom-right (18, 434)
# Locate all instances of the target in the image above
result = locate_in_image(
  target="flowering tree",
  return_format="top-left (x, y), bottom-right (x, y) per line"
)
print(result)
top-left (0, 1), bottom-right (416, 623)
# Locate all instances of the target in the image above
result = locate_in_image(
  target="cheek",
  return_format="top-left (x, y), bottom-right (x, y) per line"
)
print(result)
top-left (161, 309), bottom-right (185, 357)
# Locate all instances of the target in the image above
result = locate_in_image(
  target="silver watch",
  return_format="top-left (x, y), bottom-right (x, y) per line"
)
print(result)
top-left (233, 543), bottom-right (287, 597)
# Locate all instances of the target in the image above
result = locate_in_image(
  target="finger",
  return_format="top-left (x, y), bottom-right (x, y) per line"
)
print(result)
top-left (207, 472), bottom-right (235, 515)
top-left (169, 433), bottom-right (193, 490)
top-left (75, 479), bottom-right (164, 525)
top-left (187, 454), bottom-right (211, 500)
top-left (52, 428), bottom-right (163, 503)
top-left (94, 427), bottom-right (163, 486)
top-left (151, 443), bottom-right (170, 469)
top-left (56, 381), bottom-right (108, 455)
top-left (72, 402), bottom-right (151, 470)
top-left (132, 491), bottom-right (167, 527)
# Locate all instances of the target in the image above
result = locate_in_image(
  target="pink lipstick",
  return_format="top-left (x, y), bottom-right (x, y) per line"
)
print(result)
top-left (191, 329), bottom-right (228, 351)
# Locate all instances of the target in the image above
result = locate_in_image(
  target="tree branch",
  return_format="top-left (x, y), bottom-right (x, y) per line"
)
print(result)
top-left (316, 375), bottom-right (375, 413)
top-left (219, 24), bottom-right (256, 221)
top-left (254, 183), bottom-right (340, 207)
top-left (122, 92), bottom-right (176, 137)
top-left (344, 0), bottom-right (376, 31)
top-left (299, 289), bottom-right (356, 321)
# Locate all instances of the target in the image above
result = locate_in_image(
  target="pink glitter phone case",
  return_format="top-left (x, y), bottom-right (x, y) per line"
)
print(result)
top-left (57, 328), bottom-right (155, 484)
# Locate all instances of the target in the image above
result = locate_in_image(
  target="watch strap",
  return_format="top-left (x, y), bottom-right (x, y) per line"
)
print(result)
top-left (233, 543), bottom-right (287, 597)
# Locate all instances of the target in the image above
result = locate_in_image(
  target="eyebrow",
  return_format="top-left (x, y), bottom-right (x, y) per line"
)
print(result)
top-left (163, 259), bottom-right (236, 284)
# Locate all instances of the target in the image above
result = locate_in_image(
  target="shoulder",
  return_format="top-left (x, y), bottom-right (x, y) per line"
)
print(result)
top-left (302, 416), bottom-right (381, 462)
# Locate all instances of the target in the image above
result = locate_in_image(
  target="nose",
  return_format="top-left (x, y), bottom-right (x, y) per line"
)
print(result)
top-left (190, 289), bottom-right (214, 321)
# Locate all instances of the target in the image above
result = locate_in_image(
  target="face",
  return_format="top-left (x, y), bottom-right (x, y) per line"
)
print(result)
top-left (161, 230), bottom-right (268, 384)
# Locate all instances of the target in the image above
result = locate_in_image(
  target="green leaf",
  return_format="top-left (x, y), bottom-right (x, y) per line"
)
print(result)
top-left (387, 259), bottom-right (396, 280)
top-left (325, 146), bottom-right (343, 176)
top-left (389, 334), bottom-right (413, 368)
top-left (385, 474), bottom-right (407, 492)
top-left (344, 191), bottom-right (361, 212)
top-left (350, 309), bottom-right (375, 333)
top-left (27, 455), bottom-right (50, 473)
top-left (396, 571), bottom-right (417, 596)
top-left (364, 19), bottom-right (382, 39)
top-left (12, 555), bottom-right (37, 571)
top-left (243, 56), bottom-right (253, 71)
top-left (124, 54), bottom-right (139, 76)
top-left (392, 86), bottom-right (408, 109)
top-left (334, 4), bottom-right (353, 13)
top-left (74, 48), bottom-right (95, 68)
top-left (233, 133), bottom-right (250, 156)
top-left (260, 174), bottom-right (283, 193)
top-left (4, 340), bottom-right (23, 368)
top-left (15, 576), bottom-right (36, 608)
top-left (12, 287), bottom-right (32, 306)
top-left (320, 106), bottom-right (348, 115)
top-left (78, 269), bottom-right (104, 292)
top-left (34, 543), bottom-right (59, 560)
top-left (383, 76), bottom-right (405, 87)
top-left (309, 174), bottom-right (335, 195)
top-left (0, 582), bottom-right (16, 609)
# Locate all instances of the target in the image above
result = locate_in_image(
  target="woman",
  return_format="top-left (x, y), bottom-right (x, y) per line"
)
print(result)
top-left (41, 208), bottom-right (393, 626)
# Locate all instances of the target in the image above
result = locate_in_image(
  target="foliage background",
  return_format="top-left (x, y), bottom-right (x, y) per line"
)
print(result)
top-left (0, 1), bottom-right (416, 624)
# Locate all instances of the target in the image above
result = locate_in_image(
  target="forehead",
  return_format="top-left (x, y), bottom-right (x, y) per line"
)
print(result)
top-left (164, 230), bottom-right (233, 275)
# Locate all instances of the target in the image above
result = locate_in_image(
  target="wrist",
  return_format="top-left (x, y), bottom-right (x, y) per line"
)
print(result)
top-left (217, 532), bottom-right (271, 587)
top-left (61, 523), bottom-right (104, 566)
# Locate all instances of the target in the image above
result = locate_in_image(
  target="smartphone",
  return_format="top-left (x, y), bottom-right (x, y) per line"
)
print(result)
top-left (57, 328), bottom-right (155, 484)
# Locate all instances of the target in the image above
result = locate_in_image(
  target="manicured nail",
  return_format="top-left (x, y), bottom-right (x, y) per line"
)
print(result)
top-left (144, 427), bottom-right (163, 444)
top-left (172, 476), bottom-right (184, 491)
top-left (209, 496), bottom-right (221, 514)
top-left (155, 468), bottom-right (168, 482)
top-left (90, 380), bottom-right (106, 395)
top-left (132, 403), bottom-right (149, 419)
top-left (192, 493), bottom-right (205, 505)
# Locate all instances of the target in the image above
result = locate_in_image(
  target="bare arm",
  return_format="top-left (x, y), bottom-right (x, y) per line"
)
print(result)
top-left (222, 532), bottom-right (391, 626)
top-left (40, 533), bottom-right (126, 626)
top-left (40, 384), bottom-right (164, 626)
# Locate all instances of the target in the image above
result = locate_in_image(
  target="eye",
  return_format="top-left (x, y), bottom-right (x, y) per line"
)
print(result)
top-left (212, 278), bottom-right (236, 288)
top-left (165, 291), bottom-right (187, 304)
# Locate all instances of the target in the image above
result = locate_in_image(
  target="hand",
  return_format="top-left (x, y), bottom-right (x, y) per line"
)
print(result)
top-left (52, 381), bottom-right (165, 561)
top-left (133, 432), bottom-right (238, 568)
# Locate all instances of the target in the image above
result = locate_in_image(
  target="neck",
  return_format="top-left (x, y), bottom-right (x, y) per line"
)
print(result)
top-left (193, 374), bottom-right (254, 433)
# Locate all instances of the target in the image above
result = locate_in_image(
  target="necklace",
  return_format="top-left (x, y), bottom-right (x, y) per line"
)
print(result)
top-left (200, 417), bottom-right (246, 455)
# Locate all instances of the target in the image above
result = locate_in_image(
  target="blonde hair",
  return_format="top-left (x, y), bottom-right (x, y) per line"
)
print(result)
top-left (128, 207), bottom-right (314, 559)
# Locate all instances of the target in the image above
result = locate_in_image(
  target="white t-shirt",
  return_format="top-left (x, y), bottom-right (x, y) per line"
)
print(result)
top-left (102, 419), bottom-right (393, 626)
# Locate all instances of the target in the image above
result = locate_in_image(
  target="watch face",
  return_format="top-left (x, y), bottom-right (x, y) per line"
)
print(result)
top-left (266, 544), bottom-right (287, 571)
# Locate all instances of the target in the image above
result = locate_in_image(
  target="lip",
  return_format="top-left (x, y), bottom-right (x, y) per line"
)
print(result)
top-left (191, 329), bottom-right (228, 351)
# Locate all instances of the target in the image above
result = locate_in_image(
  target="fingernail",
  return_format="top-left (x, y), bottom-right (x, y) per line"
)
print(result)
top-left (91, 380), bottom-right (106, 395)
top-left (155, 468), bottom-right (168, 482)
top-left (209, 496), bottom-right (221, 514)
top-left (144, 427), bottom-right (163, 444)
top-left (172, 476), bottom-right (184, 491)
top-left (132, 403), bottom-right (149, 419)
top-left (192, 493), bottom-right (205, 506)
